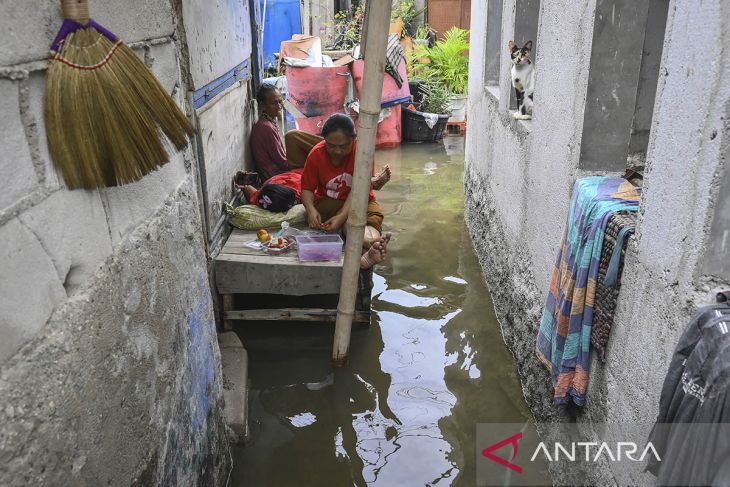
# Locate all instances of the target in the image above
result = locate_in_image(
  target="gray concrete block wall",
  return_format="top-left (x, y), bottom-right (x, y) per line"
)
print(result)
top-left (584, 0), bottom-right (730, 427)
top-left (1, 0), bottom-right (175, 67)
top-left (0, 2), bottom-right (238, 484)
top-left (466, 3), bottom-right (730, 483)
top-left (182, 0), bottom-right (253, 90)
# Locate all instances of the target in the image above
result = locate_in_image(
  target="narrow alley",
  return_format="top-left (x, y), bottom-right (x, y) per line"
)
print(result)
top-left (232, 143), bottom-right (533, 486)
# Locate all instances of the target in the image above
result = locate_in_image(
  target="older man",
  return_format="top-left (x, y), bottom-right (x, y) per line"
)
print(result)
top-left (249, 83), bottom-right (322, 181)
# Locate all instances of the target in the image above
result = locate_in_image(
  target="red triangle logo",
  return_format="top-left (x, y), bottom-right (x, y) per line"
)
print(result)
top-left (481, 432), bottom-right (523, 474)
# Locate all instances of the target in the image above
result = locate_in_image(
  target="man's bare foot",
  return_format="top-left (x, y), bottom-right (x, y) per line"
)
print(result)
top-left (360, 238), bottom-right (388, 269)
top-left (372, 164), bottom-right (391, 190)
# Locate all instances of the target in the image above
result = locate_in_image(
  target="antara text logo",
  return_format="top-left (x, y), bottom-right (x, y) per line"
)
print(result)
top-left (482, 431), bottom-right (661, 472)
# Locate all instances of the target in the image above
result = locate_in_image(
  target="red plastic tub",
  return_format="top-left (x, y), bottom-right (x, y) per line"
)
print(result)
top-left (351, 59), bottom-right (411, 107)
top-left (286, 65), bottom-right (349, 117)
top-left (351, 104), bottom-right (402, 149)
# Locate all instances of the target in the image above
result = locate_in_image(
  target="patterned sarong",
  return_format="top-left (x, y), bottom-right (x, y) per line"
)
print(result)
top-left (536, 176), bottom-right (640, 406)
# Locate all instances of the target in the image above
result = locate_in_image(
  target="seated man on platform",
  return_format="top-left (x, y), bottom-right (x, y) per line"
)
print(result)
top-left (250, 83), bottom-right (323, 181)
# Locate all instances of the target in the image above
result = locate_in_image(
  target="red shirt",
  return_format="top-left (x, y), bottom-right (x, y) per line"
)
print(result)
top-left (301, 140), bottom-right (375, 202)
top-left (250, 117), bottom-right (288, 181)
top-left (248, 169), bottom-right (303, 205)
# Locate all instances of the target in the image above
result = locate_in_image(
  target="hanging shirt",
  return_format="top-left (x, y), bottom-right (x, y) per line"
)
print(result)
top-left (300, 140), bottom-right (375, 202)
top-left (250, 115), bottom-right (288, 181)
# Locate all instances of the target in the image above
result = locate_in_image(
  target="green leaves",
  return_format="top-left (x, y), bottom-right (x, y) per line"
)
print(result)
top-left (423, 27), bottom-right (470, 95)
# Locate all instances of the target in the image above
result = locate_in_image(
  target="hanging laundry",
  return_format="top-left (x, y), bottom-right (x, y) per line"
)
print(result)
top-left (590, 212), bottom-right (637, 361)
top-left (647, 304), bottom-right (730, 485)
top-left (385, 34), bottom-right (405, 88)
top-left (536, 176), bottom-right (640, 406)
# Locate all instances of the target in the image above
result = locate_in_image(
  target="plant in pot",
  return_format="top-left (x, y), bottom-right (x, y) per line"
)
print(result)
top-left (402, 77), bottom-right (450, 142)
top-left (420, 27), bottom-right (470, 120)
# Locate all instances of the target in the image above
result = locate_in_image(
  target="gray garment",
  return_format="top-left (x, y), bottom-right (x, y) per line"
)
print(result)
top-left (647, 305), bottom-right (730, 485)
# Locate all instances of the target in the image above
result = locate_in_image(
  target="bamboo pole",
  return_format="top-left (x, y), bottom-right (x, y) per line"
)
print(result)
top-left (332, 1), bottom-right (392, 366)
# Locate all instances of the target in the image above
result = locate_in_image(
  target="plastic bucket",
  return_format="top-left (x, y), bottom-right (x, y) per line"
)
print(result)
top-left (402, 104), bottom-right (449, 142)
top-left (286, 65), bottom-right (349, 117)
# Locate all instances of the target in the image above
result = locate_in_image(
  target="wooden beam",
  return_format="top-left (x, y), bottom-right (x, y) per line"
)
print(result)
top-left (222, 295), bottom-right (235, 331)
top-left (224, 308), bottom-right (370, 323)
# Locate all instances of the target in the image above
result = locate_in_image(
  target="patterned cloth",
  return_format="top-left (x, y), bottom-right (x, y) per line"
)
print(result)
top-left (536, 177), bottom-right (640, 406)
top-left (590, 212), bottom-right (637, 361)
top-left (385, 34), bottom-right (405, 88)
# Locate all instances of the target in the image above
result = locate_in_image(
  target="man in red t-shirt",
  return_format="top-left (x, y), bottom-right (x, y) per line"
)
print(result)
top-left (301, 114), bottom-right (390, 248)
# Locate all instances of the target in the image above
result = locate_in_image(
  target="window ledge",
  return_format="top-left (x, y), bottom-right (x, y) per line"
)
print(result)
top-left (485, 85), bottom-right (500, 101)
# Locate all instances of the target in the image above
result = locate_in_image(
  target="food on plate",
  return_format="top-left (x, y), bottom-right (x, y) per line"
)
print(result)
top-left (257, 229), bottom-right (271, 243)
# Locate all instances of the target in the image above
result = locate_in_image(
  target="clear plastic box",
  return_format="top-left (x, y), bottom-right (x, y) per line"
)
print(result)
top-left (295, 234), bottom-right (343, 262)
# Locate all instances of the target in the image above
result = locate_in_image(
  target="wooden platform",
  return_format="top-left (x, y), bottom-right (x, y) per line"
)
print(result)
top-left (214, 228), bottom-right (371, 326)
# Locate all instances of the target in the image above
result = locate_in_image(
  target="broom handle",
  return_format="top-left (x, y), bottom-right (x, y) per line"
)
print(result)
top-left (62, 0), bottom-right (89, 24)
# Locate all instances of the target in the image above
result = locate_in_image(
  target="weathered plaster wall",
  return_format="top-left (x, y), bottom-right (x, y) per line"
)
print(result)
top-left (465, 0), bottom-right (596, 422)
top-left (183, 0), bottom-right (255, 237)
top-left (466, 0), bottom-right (730, 483)
top-left (0, 1), bottom-right (234, 484)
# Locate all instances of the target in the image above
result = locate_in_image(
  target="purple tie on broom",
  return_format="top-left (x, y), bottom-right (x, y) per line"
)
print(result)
top-left (45, 0), bottom-right (194, 190)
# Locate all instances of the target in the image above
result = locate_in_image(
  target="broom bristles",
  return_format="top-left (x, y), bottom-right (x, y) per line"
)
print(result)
top-left (45, 27), bottom-right (194, 190)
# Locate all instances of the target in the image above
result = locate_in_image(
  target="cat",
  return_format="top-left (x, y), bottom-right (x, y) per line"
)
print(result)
top-left (508, 40), bottom-right (535, 120)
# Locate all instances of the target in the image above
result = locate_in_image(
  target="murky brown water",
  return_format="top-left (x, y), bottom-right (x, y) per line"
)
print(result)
top-left (231, 140), bottom-right (532, 486)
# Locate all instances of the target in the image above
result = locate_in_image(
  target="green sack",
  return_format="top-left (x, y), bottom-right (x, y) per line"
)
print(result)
top-left (225, 203), bottom-right (307, 230)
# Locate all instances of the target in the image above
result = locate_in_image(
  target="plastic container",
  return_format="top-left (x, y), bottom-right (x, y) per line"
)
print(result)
top-left (375, 104), bottom-right (402, 149)
top-left (295, 234), bottom-right (343, 262)
top-left (351, 59), bottom-right (411, 108)
top-left (295, 113), bottom-right (329, 135)
top-left (286, 65), bottom-right (349, 117)
top-left (402, 104), bottom-right (449, 142)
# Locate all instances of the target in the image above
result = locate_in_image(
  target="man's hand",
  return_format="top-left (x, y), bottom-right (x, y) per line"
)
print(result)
top-left (322, 212), bottom-right (347, 231)
top-left (307, 208), bottom-right (323, 229)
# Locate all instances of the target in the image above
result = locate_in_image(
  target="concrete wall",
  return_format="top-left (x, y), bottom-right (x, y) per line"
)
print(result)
top-left (465, 0), bottom-right (730, 483)
top-left (628, 0), bottom-right (669, 159)
top-left (183, 0), bottom-right (256, 238)
top-left (0, 0), bottom-right (253, 483)
top-left (580, 0), bottom-right (649, 172)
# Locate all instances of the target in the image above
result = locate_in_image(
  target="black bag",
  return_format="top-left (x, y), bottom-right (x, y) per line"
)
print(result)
top-left (257, 184), bottom-right (296, 213)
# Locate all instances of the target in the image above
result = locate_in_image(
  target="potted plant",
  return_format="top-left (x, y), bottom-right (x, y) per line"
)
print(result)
top-left (413, 27), bottom-right (470, 121)
top-left (426, 27), bottom-right (469, 120)
top-left (402, 78), bottom-right (451, 142)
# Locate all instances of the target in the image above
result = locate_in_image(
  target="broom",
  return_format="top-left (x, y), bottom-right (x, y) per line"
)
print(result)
top-left (45, 0), bottom-right (194, 190)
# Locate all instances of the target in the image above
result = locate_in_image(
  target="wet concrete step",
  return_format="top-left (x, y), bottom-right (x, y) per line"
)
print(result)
top-left (218, 332), bottom-right (249, 444)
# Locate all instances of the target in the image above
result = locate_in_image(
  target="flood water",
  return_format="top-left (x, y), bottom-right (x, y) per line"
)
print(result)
top-left (231, 140), bottom-right (533, 486)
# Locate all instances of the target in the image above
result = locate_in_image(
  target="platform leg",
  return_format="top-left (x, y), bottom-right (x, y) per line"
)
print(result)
top-left (222, 294), bottom-right (235, 331)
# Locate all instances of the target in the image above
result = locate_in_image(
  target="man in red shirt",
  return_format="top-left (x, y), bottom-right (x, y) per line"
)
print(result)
top-left (301, 114), bottom-right (390, 249)
top-left (249, 84), bottom-right (322, 181)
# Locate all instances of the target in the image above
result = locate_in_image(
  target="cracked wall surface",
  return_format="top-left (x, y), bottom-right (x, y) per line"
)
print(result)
top-left (465, 1), bottom-right (730, 484)
top-left (0, 1), bottom-right (235, 484)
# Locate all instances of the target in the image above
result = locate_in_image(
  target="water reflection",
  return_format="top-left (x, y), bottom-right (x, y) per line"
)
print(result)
top-left (232, 140), bottom-right (532, 486)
